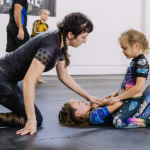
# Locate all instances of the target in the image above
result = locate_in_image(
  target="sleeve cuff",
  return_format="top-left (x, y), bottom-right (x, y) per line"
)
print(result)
top-left (136, 73), bottom-right (148, 78)
top-left (15, 2), bottom-right (24, 7)
top-left (34, 56), bottom-right (47, 66)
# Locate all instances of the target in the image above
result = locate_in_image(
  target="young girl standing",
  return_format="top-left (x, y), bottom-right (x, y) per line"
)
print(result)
top-left (59, 29), bottom-right (150, 128)
top-left (106, 29), bottom-right (150, 128)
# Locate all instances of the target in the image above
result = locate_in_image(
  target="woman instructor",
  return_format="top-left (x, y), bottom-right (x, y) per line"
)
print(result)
top-left (0, 12), bottom-right (101, 135)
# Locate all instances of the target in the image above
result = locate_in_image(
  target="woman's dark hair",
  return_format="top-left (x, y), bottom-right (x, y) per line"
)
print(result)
top-left (57, 12), bottom-right (94, 67)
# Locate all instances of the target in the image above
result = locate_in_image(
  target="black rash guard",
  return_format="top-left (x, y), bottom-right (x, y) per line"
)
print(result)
top-left (0, 30), bottom-right (65, 82)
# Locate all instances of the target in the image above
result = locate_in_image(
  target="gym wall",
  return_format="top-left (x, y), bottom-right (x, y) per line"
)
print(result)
top-left (0, 0), bottom-right (149, 75)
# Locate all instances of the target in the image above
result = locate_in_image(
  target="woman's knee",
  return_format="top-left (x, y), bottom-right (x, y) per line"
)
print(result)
top-left (36, 114), bottom-right (43, 127)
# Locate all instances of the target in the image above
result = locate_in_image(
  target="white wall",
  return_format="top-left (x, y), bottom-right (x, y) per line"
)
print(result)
top-left (0, 0), bottom-right (149, 75)
top-left (145, 0), bottom-right (150, 50)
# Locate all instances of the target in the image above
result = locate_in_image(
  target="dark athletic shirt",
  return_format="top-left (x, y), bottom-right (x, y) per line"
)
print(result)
top-left (0, 30), bottom-right (65, 82)
top-left (9, 0), bottom-right (28, 26)
top-left (118, 54), bottom-right (149, 97)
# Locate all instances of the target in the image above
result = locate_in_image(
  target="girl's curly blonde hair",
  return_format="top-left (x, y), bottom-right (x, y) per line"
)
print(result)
top-left (119, 29), bottom-right (150, 55)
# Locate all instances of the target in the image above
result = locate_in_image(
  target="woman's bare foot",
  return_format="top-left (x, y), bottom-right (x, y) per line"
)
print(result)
top-left (36, 78), bottom-right (46, 83)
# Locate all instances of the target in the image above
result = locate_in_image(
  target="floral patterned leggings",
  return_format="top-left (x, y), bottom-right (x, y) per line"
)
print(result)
top-left (113, 86), bottom-right (150, 128)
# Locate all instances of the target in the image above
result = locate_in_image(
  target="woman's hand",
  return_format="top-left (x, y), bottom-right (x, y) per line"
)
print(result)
top-left (87, 95), bottom-right (103, 105)
top-left (16, 119), bottom-right (37, 135)
top-left (106, 97), bottom-right (120, 106)
top-left (105, 91), bottom-right (118, 99)
top-left (90, 99), bottom-right (107, 109)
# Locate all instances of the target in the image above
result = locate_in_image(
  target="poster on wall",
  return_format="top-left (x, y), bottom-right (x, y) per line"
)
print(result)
top-left (0, 0), bottom-right (56, 16)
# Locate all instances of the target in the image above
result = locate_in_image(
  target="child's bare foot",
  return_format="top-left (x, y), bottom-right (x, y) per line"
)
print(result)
top-left (36, 78), bottom-right (46, 83)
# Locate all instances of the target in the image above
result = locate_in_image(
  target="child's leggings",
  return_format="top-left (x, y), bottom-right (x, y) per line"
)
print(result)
top-left (0, 73), bottom-right (43, 127)
top-left (113, 95), bottom-right (150, 128)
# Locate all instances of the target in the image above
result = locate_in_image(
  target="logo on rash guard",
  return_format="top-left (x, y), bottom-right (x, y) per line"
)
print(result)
top-left (137, 59), bottom-right (146, 66)
top-left (136, 68), bottom-right (148, 73)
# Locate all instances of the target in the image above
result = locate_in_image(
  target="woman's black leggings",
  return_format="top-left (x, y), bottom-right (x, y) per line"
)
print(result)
top-left (0, 74), bottom-right (43, 127)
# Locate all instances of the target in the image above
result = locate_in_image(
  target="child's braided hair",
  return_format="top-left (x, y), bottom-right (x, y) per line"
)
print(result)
top-left (57, 12), bottom-right (93, 67)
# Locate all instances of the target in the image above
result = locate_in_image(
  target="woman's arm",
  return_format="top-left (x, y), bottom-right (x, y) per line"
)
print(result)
top-left (16, 59), bottom-right (45, 135)
top-left (106, 77), bottom-right (146, 105)
top-left (56, 60), bottom-right (102, 104)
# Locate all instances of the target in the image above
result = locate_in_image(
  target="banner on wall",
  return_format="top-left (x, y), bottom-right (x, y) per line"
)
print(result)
top-left (0, 0), bottom-right (56, 16)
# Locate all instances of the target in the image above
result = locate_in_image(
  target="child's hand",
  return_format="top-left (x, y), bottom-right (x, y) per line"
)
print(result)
top-left (106, 97), bottom-right (120, 106)
top-left (90, 100), bottom-right (107, 109)
top-left (105, 91), bottom-right (118, 99)
top-left (90, 103), bottom-right (100, 109)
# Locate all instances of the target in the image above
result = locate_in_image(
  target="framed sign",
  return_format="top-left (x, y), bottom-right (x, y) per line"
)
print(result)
top-left (0, 0), bottom-right (56, 16)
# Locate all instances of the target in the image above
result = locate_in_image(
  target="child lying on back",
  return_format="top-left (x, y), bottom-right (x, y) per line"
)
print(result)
top-left (59, 99), bottom-right (122, 126)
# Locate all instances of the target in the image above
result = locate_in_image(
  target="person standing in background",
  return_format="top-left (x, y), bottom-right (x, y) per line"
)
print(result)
top-left (31, 9), bottom-right (50, 38)
top-left (6, 0), bottom-right (30, 53)
top-left (31, 9), bottom-right (50, 83)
